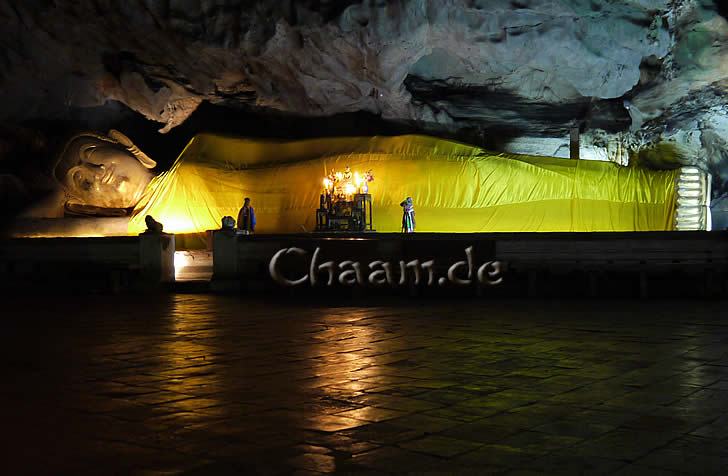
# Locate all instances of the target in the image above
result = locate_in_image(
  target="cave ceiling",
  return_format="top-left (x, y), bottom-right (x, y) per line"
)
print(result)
top-left (0, 0), bottom-right (727, 182)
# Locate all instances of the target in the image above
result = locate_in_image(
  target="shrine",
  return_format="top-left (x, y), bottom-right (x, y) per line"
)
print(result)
top-left (316, 167), bottom-right (374, 232)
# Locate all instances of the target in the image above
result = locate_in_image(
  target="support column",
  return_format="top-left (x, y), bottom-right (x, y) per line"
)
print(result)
top-left (570, 127), bottom-right (580, 160)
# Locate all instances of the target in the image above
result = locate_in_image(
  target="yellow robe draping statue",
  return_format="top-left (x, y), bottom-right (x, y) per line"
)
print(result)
top-left (128, 134), bottom-right (680, 235)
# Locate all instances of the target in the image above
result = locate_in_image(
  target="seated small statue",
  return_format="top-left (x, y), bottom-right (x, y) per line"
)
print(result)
top-left (221, 216), bottom-right (235, 230)
top-left (143, 215), bottom-right (164, 234)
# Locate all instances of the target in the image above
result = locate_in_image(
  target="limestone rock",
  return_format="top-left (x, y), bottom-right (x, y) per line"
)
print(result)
top-left (0, 0), bottom-right (679, 131)
top-left (0, 0), bottom-right (727, 206)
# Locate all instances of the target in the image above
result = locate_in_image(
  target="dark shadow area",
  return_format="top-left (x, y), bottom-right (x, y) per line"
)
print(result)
top-left (403, 75), bottom-right (632, 136)
top-left (715, 1), bottom-right (728, 22)
top-left (11, 101), bottom-right (419, 172)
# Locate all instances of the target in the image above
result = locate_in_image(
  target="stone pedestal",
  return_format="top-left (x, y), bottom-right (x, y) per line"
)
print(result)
top-left (211, 230), bottom-right (240, 291)
top-left (212, 230), bottom-right (239, 278)
top-left (139, 232), bottom-right (175, 285)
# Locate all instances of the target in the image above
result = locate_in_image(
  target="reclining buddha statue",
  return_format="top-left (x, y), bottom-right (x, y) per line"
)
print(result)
top-left (5, 130), bottom-right (711, 235)
top-left (23, 130), bottom-right (156, 218)
top-left (128, 134), bottom-right (711, 234)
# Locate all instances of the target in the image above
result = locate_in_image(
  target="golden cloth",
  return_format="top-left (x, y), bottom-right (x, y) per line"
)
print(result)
top-left (129, 134), bottom-right (679, 234)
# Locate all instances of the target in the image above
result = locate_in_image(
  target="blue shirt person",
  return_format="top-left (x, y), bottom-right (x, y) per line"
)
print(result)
top-left (237, 197), bottom-right (256, 233)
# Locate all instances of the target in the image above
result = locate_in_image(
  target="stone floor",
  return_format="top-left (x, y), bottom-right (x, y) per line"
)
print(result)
top-left (174, 250), bottom-right (214, 282)
top-left (3, 295), bottom-right (728, 475)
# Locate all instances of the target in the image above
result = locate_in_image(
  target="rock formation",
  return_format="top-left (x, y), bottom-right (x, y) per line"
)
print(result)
top-left (1, 0), bottom-right (727, 221)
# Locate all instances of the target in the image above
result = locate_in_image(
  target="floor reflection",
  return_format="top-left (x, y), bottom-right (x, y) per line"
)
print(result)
top-left (153, 296), bottom-right (228, 421)
top-left (3, 295), bottom-right (728, 474)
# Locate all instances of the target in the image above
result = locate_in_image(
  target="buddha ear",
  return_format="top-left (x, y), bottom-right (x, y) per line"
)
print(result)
top-left (134, 153), bottom-right (157, 169)
top-left (108, 129), bottom-right (157, 169)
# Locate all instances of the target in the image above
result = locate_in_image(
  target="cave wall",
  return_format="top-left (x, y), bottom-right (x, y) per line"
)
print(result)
top-left (0, 0), bottom-right (678, 130)
top-left (1, 0), bottom-right (728, 215)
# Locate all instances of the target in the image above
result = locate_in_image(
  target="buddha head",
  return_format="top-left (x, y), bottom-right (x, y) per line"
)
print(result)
top-left (53, 130), bottom-right (156, 215)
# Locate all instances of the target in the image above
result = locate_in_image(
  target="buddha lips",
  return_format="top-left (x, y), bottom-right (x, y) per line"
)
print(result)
top-left (269, 246), bottom-right (503, 288)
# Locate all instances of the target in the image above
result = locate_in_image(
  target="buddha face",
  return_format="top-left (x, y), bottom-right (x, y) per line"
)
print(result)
top-left (57, 134), bottom-right (155, 211)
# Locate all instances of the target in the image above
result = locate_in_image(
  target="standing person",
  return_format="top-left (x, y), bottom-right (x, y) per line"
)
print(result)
top-left (237, 197), bottom-right (256, 234)
top-left (400, 197), bottom-right (415, 233)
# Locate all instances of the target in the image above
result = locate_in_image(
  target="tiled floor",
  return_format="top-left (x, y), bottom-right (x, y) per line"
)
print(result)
top-left (3, 295), bottom-right (728, 474)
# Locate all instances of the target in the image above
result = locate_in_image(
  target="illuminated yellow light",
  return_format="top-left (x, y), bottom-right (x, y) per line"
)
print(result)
top-left (174, 251), bottom-right (190, 270)
top-left (344, 183), bottom-right (356, 196)
top-left (129, 134), bottom-right (678, 235)
top-left (158, 217), bottom-right (196, 234)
